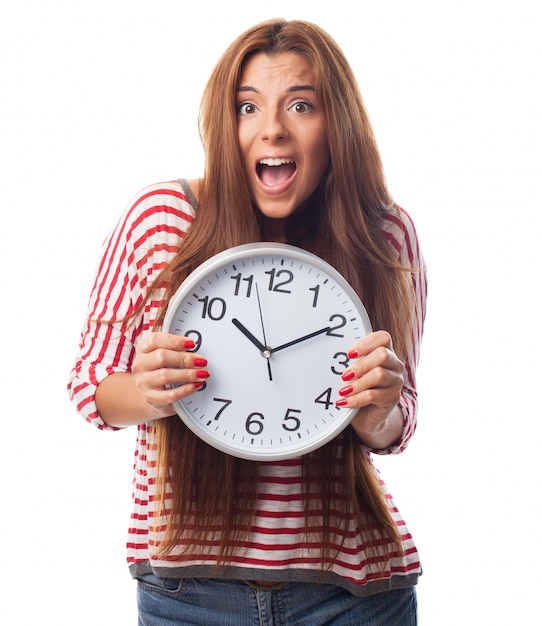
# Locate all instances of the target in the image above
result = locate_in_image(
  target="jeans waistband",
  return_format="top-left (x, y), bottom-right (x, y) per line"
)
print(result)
top-left (243, 580), bottom-right (288, 591)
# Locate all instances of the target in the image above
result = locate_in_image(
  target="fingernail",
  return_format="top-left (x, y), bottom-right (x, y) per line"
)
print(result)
top-left (193, 357), bottom-right (208, 367)
top-left (342, 370), bottom-right (355, 381)
top-left (194, 381), bottom-right (206, 389)
top-left (348, 349), bottom-right (358, 359)
top-left (184, 340), bottom-right (196, 349)
top-left (196, 369), bottom-right (210, 379)
top-left (335, 398), bottom-right (348, 407)
top-left (338, 385), bottom-right (353, 397)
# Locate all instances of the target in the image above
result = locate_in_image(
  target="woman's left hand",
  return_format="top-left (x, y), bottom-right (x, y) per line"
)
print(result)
top-left (336, 330), bottom-right (405, 445)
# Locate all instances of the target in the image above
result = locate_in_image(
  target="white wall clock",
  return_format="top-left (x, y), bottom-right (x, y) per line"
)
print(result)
top-left (163, 243), bottom-right (372, 461)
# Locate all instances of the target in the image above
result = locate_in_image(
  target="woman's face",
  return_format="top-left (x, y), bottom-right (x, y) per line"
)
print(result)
top-left (237, 52), bottom-right (330, 240)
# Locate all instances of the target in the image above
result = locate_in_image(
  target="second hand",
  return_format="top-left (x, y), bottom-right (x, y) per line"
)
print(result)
top-left (255, 282), bottom-right (273, 382)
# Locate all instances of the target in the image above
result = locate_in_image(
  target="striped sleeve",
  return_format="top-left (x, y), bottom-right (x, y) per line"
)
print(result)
top-left (372, 206), bottom-right (428, 455)
top-left (67, 181), bottom-right (195, 430)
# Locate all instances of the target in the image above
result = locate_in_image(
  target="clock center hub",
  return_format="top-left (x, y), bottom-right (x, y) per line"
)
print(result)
top-left (261, 348), bottom-right (272, 359)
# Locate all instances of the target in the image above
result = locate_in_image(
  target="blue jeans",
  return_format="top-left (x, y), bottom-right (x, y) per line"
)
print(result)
top-left (136, 574), bottom-right (417, 625)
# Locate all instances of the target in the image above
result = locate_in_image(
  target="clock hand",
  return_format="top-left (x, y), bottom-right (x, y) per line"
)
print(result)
top-left (255, 283), bottom-right (273, 381)
top-left (272, 326), bottom-right (332, 354)
top-left (231, 318), bottom-right (269, 354)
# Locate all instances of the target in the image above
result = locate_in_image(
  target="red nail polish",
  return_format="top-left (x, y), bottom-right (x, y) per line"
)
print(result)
top-left (338, 385), bottom-right (353, 397)
top-left (193, 357), bottom-right (208, 367)
top-left (196, 370), bottom-right (210, 379)
top-left (184, 340), bottom-right (196, 350)
top-left (194, 381), bottom-right (205, 389)
top-left (342, 370), bottom-right (355, 381)
top-left (348, 349), bottom-right (359, 359)
top-left (336, 398), bottom-right (348, 407)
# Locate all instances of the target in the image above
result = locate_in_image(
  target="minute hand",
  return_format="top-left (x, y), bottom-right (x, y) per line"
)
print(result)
top-left (272, 327), bottom-right (331, 354)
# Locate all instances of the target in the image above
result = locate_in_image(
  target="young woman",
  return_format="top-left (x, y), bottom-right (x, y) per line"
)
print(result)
top-left (68, 18), bottom-right (427, 625)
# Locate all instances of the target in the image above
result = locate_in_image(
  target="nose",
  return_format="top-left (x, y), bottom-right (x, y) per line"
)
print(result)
top-left (260, 109), bottom-right (288, 142)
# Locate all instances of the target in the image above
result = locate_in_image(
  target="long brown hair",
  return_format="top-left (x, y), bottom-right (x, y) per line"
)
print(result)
top-left (151, 19), bottom-right (414, 568)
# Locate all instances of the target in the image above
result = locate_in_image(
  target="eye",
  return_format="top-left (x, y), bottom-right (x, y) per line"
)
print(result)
top-left (237, 102), bottom-right (258, 116)
top-left (289, 101), bottom-right (314, 114)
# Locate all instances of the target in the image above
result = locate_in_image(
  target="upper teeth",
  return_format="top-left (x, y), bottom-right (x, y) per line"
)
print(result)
top-left (259, 158), bottom-right (294, 166)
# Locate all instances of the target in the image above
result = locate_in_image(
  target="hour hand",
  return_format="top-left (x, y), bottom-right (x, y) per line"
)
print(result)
top-left (231, 318), bottom-right (269, 354)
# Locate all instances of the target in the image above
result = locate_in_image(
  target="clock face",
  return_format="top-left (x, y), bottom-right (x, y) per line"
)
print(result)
top-left (163, 243), bottom-right (372, 461)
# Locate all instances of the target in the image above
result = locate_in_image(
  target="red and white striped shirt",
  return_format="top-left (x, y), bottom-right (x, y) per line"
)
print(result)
top-left (67, 179), bottom-right (427, 596)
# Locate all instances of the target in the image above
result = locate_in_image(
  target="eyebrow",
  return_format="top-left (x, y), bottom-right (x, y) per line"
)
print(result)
top-left (237, 84), bottom-right (315, 94)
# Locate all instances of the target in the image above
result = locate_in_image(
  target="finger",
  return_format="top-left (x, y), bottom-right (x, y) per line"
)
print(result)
top-left (347, 330), bottom-right (393, 360)
top-left (336, 369), bottom-right (403, 410)
top-left (336, 387), bottom-right (389, 409)
top-left (342, 348), bottom-right (403, 385)
top-left (339, 364), bottom-right (402, 396)
top-left (151, 349), bottom-right (209, 372)
top-left (356, 365), bottom-right (403, 392)
top-left (134, 362), bottom-right (210, 408)
top-left (135, 334), bottom-right (207, 372)
top-left (337, 355), bottom-right (404, 409)
top-left (151, 362), bottom-right (210, 388)
top-left (139, 378), bottom-right (208, 411)
top-left (138, 331), bottom-right (196, 354)
top-left (134, 349), bottom-right (207, 376)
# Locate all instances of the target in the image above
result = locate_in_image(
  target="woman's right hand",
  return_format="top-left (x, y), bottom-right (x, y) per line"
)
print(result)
top-left (131, 332), bottom-right (210, 419)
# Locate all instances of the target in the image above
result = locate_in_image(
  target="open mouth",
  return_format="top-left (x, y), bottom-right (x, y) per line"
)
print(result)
top-left (256, 158), bottom-right (297, 188)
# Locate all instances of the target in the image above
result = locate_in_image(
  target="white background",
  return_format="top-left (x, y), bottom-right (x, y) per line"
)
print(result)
top-left (1, 1), bottom-right (540, 624)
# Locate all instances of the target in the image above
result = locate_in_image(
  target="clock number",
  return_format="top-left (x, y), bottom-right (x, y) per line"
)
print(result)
top-left (327, 314), bottom-right (347, 338)
top-left (184, 329), bottom-right (202, 352)
top-left (309, 284), bottom-right (320, 307)
top-left (231, 272), bottom-right (254, 297)
top-left (212, 397), bottom-right (232, 420)
top-left (246, 412), bottom-right (264, 435)
top-left (265, 268), bottom-right (293, 293)
top-left (331, 352), bottom-right (350, 375)
top-left (282, 408), bottom-right (301, 432)
top-left (198, 296), bottom-right (226, 321)
top-left (314, 387), bottom-right (333, 410)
